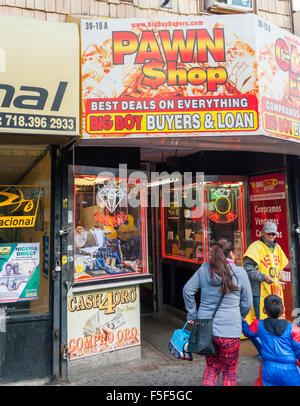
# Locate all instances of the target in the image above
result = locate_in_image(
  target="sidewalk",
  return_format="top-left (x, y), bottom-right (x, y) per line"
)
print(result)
top-left (2, 311), bottom-right (261, 387)
top-left (7, 338), bottom-right (260, 387)
top-left (67, 337), bottom-right (261, 386)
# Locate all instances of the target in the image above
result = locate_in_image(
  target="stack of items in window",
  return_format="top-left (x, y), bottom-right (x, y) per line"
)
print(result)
top-left (74, 214), bottom-right (141, 278)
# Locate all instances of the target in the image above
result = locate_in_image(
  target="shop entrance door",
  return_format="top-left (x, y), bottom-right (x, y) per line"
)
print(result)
top-left (0, 146), bottom-right (55, 383)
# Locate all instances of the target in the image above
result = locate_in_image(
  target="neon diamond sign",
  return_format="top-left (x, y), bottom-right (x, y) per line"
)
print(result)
top-left (96, 183), bottom-right (127, 213)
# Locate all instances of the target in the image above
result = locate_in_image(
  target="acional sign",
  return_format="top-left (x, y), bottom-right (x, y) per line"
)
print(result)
top-left (80, 15), bottom-right (300, 143)
top-left (0, 243), bottom-right (40, 303)
top-left (0, 16), bottom-right (79, 135)
top-left (67, 285), bottom-right (140, 359)
top-left (0, 185), bottom-right (42, 228)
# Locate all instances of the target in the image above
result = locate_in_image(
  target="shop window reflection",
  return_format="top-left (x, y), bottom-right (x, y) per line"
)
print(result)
top-left (74, 174), bottom-right (147, 283)
top-left (162, 183), bottom-right (205, 263)
top-left (205, 183), bottom-right (245, 262)
top-left (162, 181), bottom-right (246, 264)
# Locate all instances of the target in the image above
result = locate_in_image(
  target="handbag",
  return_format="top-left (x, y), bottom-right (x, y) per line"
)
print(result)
top-left (168, 321), bottom-right (193, 361)
top-left (187, 292), bottom-right (225, 356)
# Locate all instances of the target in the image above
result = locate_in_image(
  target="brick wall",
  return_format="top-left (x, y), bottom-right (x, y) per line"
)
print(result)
top-left (0, 0), bottom-right (200, 22)
top-left (256, 0), bottom-right (293, 31)
top-left (0, 0), bottom-right (293, 32)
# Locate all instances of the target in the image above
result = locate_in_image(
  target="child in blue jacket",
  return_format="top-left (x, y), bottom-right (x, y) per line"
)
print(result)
top-left (242, 294), bottom-right (300, 386)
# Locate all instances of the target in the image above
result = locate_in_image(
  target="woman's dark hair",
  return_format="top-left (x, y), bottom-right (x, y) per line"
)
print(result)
top-left (264, 294), bottom-right (284, 318)
top-left (209, 241), bottom-right (238, 294)
top-left (217, 238), bottom-right (233, 250)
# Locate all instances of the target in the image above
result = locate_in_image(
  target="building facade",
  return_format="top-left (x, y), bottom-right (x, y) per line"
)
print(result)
top-left (0, 0), bottom-right (294, 31)
top-left (0, 0), bottom-right (299, 384)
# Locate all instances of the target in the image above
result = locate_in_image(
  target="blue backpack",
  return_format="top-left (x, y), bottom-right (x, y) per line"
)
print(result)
top-left (168, 321), bottom-right (193, 361)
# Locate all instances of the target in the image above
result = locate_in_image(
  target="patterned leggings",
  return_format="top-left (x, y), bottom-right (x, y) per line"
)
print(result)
top-left (202, 336), bottom-right (240, 386)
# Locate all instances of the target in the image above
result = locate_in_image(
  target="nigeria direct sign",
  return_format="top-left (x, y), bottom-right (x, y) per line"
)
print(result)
top-left (0, 243), bottom-right (40, 303)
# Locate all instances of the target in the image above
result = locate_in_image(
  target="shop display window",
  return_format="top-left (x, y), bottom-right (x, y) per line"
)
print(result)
top-left (161, 183), bottom-right (205, 263)
top-left (205, 182), bottom-right (246, 262)
top-left (161, 181), bottom-right (246, 263)
top-left (73, 169), bottom-right (148, 283)
top-left (0, 152), bottom-right (51, 315)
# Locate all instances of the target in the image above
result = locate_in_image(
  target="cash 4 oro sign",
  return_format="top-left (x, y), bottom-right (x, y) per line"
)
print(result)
top-left (0, 243), bottom-right (40, 303)
top-left (67, 285), bottom-right (140, 359)
top-left (0, 185), bottom-right (42, 228)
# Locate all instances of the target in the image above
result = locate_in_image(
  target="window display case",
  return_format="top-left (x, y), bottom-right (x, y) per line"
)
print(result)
top-left (161, 181), bottom-right (246, 264)
top-left (72, 167), bottom-right (148, 283)
top-left (161, 183), bottom-right (205, 263)
top-left (205, 182), bottom-right (246, 262)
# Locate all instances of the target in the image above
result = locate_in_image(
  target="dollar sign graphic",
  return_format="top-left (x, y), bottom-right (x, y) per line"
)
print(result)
top-left (142, 61), bottom-right (166, 89)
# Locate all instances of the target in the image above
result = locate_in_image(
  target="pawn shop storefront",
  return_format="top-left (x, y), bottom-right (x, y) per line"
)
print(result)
top-left (62, 12), bottom-right (300, 369)
top-left (0, 16), bottom-right (79, 383)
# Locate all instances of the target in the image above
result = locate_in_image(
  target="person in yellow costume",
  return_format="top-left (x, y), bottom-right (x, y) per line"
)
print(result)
top-left (243, 221), bottom-right (288, 320)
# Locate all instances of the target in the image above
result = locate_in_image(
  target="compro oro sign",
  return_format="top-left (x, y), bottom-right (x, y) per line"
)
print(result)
top-left (0, 185), bottom-right (42, 228)
top-left (67, 286), bottom-right (140, 359)
top-left (80, 15), bottom-right (261, 139)
top-left (0, 16), bottom-right (79, 135)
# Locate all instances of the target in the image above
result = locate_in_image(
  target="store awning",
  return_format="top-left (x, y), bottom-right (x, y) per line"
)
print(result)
top-left (75, 133), bottom-right (300, 156)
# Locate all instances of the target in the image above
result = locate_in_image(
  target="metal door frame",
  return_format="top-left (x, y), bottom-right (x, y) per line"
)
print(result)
top-left (51, 143), bottom-right (73, 383)
top-left (51, 145), bottom-right (63, 382)
top-left (286, 156), bottom-right (300, 312)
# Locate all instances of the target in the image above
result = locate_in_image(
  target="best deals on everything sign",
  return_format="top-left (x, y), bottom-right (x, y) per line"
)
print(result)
top-left (81, 15), bottom-right (260, 138)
